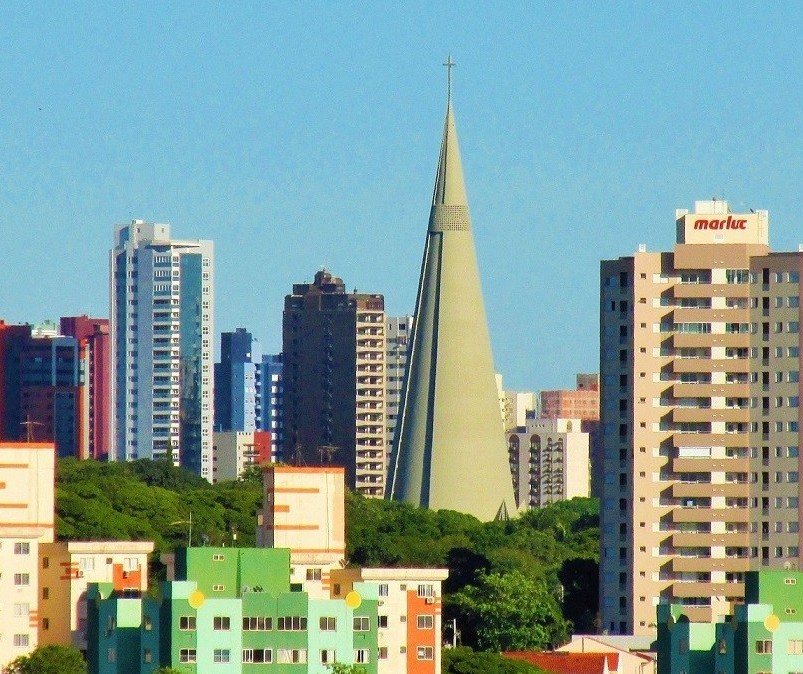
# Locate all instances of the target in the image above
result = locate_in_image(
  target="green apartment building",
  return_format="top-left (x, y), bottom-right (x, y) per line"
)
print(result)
top-left (87, 547), bottom-right (379, 673)
top-left (658, 569), bottom-right (803, 673)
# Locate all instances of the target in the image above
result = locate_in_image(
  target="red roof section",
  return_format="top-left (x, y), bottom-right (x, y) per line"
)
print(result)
top-left (503, 651), bottom-right (619, 674)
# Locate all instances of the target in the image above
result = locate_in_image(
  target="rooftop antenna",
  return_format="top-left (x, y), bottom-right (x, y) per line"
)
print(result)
top-left (290, 442), bottom-right (307, 467)
top-left (21, 415), bottom-right (45, 442)
top-left (318, 444), bottom-right (339, 466)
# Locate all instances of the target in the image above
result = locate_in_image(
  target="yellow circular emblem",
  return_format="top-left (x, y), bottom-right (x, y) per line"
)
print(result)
top-left (345, 591), bottom-right (362, 609)
top-left (764, 614), bottom-right (780, 632)
top-left (188, 590), bottom-right (205, 609)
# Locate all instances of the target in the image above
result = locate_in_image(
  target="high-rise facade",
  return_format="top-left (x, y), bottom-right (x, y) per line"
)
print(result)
top-left (507, 416), bottom-right (590, 509)
top-left (541, 373), bottom-right (602, 497)
top-left (0, 321), bottom-right (84, 458)
top-left (386, 78), bottom-right (516, 520)
top-left (282, 270), bottom-right (386, 496)
top-left (110, 220), bottom-right (214, 478)
top-left (385, 315), bottom-right (413, 462)
top-left (60, 315), bottom-right (111, 460)
top-left (214, 328), bottom-right (283, 461)
top-left (214, 328), bottom-right (262, 433)
top-left (599, 200), bottom-right (803, 636)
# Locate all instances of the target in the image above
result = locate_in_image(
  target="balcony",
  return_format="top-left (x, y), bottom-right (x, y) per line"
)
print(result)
top-left (671, 556), bottom-right (749, 573)
top-left (671, 582), bottom-right (742, 598)
top-left (671, 508), bottom-right (749, 523)
top-left (672, 457), bottom-right (750, 473)
top-left (672, 482), bottom-right (748, 499)
top-left (672, 531), bottom-right (749, 548)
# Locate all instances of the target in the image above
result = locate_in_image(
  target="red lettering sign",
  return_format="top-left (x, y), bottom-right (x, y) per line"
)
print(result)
top-left (693, 216), bottom-right (747, 231)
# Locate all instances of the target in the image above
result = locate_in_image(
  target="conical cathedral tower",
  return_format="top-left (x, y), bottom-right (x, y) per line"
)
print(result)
top-left (387, 66), bottom-right (517, 520)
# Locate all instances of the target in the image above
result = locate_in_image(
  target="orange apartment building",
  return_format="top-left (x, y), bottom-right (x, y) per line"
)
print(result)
top-left (600, 200), bottom-right (803, 635)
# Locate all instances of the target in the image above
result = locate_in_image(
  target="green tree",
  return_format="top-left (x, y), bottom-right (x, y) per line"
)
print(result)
top-left (442, 647), bottom-right (548, 673)
top-left (559, 557), bottom-right (599, 633)
top-left (154, 668), bottom-right (182, 674)
top-left (448, 571), bottom-right (569, 652)
top-left (327, 664), bottom-right (368, 674)
top-left (5, 644), bottom-right (86, 674)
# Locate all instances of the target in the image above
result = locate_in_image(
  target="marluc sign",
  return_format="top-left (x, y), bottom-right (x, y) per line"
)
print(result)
top-left (694, 216), bottom-right (747, 230)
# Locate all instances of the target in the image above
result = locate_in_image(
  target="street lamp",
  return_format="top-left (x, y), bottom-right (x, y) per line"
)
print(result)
top-left (170, 511), bottom-right (193, 548)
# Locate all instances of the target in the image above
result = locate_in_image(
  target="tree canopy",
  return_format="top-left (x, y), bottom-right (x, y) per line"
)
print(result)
top-left (54, 457), bottom-right (600, 652)
top-left (5, 644), bottom-right (86, 674)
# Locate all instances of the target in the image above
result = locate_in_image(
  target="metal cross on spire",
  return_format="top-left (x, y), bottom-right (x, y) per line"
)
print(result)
top-left (443, 54), bottom-right (456, 101)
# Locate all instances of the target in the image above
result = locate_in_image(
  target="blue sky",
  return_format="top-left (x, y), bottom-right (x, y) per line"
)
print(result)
top-left (3, 3), bottom-right (803, 390)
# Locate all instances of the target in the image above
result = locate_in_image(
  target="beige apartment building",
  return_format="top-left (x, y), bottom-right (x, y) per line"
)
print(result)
top-left (600, 200), bottom-right (803, 636)
top-left (508, 417), bottom-right (590, 509)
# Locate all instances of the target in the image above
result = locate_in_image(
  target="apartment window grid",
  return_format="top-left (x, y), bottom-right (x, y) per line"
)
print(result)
top-left (749, 266), bottom-right (802, 566)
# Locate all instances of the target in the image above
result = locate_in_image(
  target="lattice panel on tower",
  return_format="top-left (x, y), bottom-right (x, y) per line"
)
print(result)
top-left (429, 205), bottom-right (470, 232)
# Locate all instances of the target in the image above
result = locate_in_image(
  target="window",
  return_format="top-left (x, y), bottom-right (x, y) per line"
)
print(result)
top-left (243, 649), bottom-right (273, 663)
top-left (212, 584), bottom-right (225, 592)
top-left (353, 616), bottom-right (370, 631)
top-left (320, 649), bottom-right (336, 664)
top-left (213, 649), bottom-right (230, 663)
top-left (417, 615), bottom-right (434, 629)
top-left (417, 646), bottom-right (434, 660)
top-left (355, 649), bottom-right (370, 663)
top-left (378, 583), bottom-right (388, 597)
top-left (180, 649), bottom-right (197, 663)
top-left (179, 616), bottom-right (196, 631)
top-left (144, 648), bottom-right (152, 663)
top-left (13, 603), bottom-right (29, 616)
top-left (789, 639), bottom-right (803, 654)
top-left (756, 640), bottom-right (773, 654)
top-left (319, 617), bottom-right (337, 631)
top-left (306, 568), bottom-right (322, 581)
top-left (417, 584), bottom-right (434, 598)
top-left (277, 616), bottom-right (307, 631)
top-left (243, 616), bottom-right (272, 631)
top-left (786, 577), bottom-right (798, 585)
top-left (379, 647), bottom-right (388, 659)
top-left (378, 615), bottom-right (388, 628)
top-left (107, 648), bottom-right (116, 663)
top-left (14, 542), bottom-right (29, 555)
top-left (42, 587), bottom-right (49, 600)
top-left (213, 616), bottom-right (230, 630)
top-left (79, 557), bottom-right (95, 571)
top-left (212, 553), bottom-right (225, 561)
top-left (14, 573), bottom-right (29, 586)
top-left (13, 634), bottom-right (29, 648)
top-left (277, 649), bottom-right (307, 664)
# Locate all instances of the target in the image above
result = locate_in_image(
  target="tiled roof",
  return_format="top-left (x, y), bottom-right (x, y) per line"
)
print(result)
top-left (503, 651), bottom-right (619, 674)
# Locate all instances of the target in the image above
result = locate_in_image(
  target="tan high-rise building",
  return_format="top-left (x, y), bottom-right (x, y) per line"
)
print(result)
top-left (600, 199), bottom-right (803, 636)
top-left (282, 271), bottom-right (386, 496)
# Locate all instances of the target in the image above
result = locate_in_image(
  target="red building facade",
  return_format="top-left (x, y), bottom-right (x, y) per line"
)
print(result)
top-left (60, 316), bottom-right (111, 459)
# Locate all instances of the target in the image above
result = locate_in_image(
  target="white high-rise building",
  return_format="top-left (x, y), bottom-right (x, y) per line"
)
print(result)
top-left (110, 220), bottom-right (214, 479)
top-left (386, 315), bottom-right (413, 461)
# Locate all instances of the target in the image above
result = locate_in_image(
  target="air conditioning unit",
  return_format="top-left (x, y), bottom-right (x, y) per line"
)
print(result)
top-left (77, 571), bottom-right (84, 578)
top-left (425, 597), bottom-right (434, 604)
